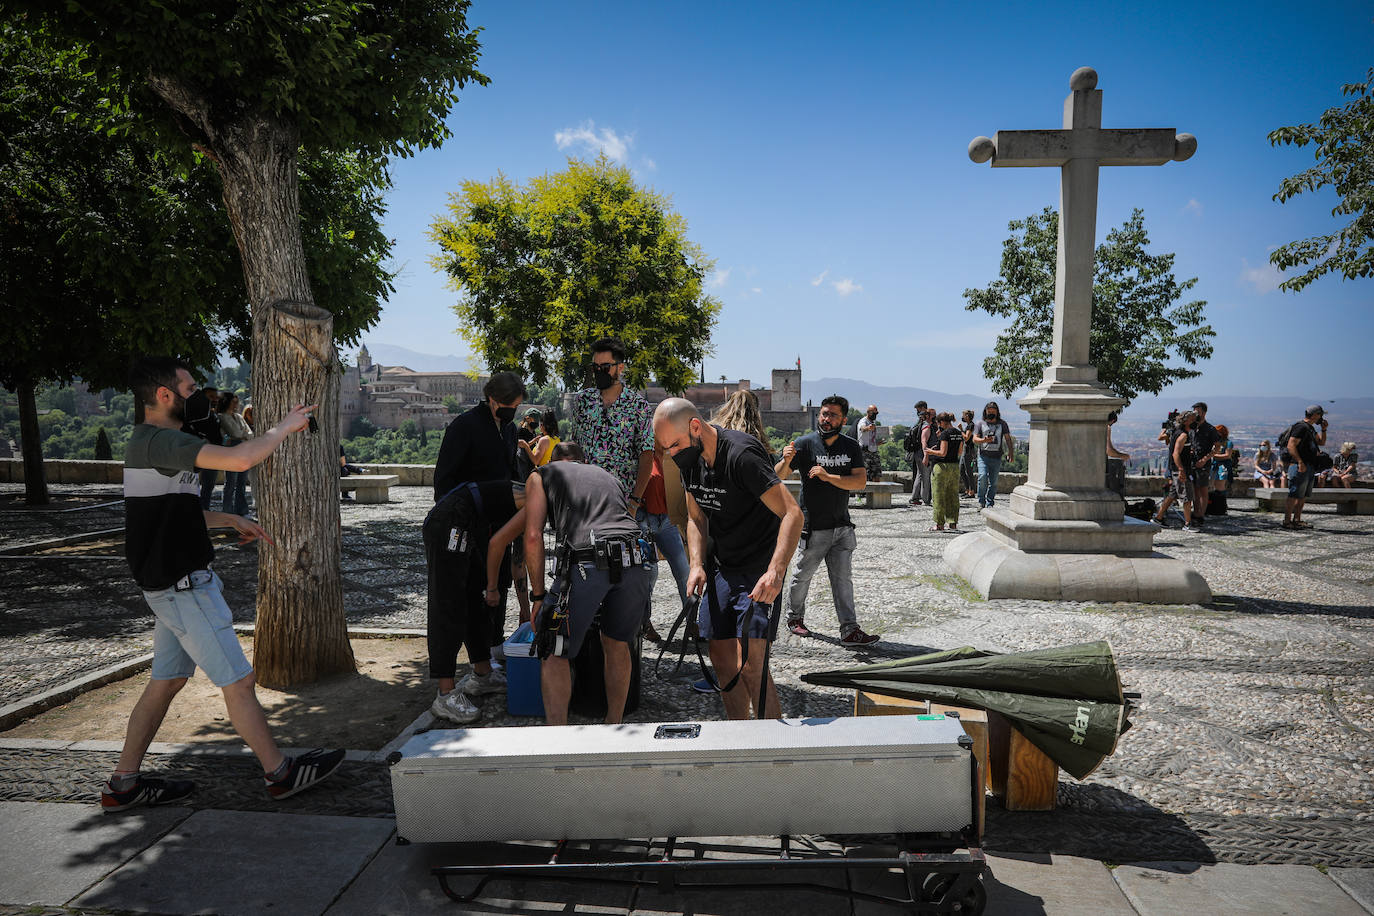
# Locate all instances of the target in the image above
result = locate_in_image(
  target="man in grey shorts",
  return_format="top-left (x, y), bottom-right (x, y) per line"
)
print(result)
top-left (103, 357), bottom-right (345, 813)
top-left (523, 456), bottom-right (654, 726)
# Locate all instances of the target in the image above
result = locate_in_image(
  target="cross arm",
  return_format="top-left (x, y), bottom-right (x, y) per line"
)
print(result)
top-left (969, 129), bottom-right (1197, 166)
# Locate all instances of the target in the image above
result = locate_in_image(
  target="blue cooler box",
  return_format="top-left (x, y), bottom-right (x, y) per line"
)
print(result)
top-left (502, 623), bottom-right (543, 716)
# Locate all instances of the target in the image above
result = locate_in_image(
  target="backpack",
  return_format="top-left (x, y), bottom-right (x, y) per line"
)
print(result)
top-left (1277, 424), bottom-right (1294, 452)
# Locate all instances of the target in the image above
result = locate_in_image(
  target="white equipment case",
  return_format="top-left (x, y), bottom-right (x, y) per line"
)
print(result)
top-left (390, 715), bottom-right (975, 844)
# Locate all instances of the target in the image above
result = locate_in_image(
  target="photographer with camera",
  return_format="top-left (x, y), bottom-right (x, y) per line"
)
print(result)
top-left (103, 358), bottom-right (344, 813)
top-left (1279, 405), bottom-right (1328, 530)
top-left (522, 455), bottom-right (655, 726)
top-left (1188, 402), bottom-right (1220, 524)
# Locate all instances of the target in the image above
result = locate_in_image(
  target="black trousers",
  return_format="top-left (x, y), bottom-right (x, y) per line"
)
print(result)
top-left (423, 509), bottom-right (506, 679)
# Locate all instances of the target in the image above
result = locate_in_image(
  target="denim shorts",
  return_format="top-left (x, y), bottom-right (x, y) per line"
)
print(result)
top-left (700, 565), bottom-right (782, 641)
top-left (143, 570), bottom-right (253, 687)
top-left (1287, 464), bottom-right (1315, 499)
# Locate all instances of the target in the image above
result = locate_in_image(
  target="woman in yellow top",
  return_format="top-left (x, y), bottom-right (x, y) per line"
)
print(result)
top-left (532, 410), bottom-right (562, 467)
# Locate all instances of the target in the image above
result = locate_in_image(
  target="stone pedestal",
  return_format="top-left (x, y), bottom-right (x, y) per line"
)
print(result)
top-left (944, 369), bottom-right (1210, 604)
top-left (950, 68), bottom-right (1210, 605)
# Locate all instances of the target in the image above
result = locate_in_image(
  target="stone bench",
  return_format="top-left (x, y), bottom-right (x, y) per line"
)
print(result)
top-left (1249, 487), bottom-right (1374, 515)
top-left (781, 478), bottom-right (903, 509)
top-left (340, 474), bottom-right (398, 504)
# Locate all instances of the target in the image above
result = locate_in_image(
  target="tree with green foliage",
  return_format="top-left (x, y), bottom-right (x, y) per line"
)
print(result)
top-left (1268, 68), bottom-right (1373, 292)
top-left (14, 2), bottom-right (485, 686)
top-left (431, 156), bottom-right (720, 393)
top-left (1, 24), bottom-right (395, 511)
top-left (963, 207), bottom-right (1214, 405)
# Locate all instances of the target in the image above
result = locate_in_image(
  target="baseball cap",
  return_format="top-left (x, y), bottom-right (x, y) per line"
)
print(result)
top-left (1191, 401), bottom-right (1207, 411)
top-left (1305, 404), bottom-right (1324, 417)
top-left (524, 407), bottom-right (542, 418)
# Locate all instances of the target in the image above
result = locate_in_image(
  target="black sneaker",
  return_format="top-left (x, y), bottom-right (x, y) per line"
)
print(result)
top-left (101, 775), bottom-right (195, 813)
top-left (265, 749), bottom-right (346, 800)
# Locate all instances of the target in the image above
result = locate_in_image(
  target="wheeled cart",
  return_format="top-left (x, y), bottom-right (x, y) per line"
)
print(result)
top-left (389, 715), bottom-right (987, 913)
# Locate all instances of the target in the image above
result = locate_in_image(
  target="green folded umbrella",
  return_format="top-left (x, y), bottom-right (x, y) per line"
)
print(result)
top-left (801, 640), bottom-right (1131, 779)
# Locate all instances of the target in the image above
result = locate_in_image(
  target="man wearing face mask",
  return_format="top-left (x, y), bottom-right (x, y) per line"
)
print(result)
top-left (972, 401), bottom-right (1013, 511)
top-left (653, 398), bottom-right (804, 720)
top-left (430, 371), bottom-right (527, 717)
top-left (775, 395), bottom-right (880, 647)
top-left (856, 404), bottom-right (884, 485)
top-left (569, 337), bottom-right (655, 508)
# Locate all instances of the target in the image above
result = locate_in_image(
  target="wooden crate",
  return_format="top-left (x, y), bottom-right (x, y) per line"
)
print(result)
top-left (855, 690), bottom-right (1058, 813)
top-left (854, 691), bottom-right (988, 837)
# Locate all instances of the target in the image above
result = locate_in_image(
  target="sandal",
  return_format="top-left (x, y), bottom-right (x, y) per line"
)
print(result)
top-left (787, 619), bottom-right (812, 638)
top-left (1293, 521), bottom-right (1313, 529)
top-left (928, 526), bottom-right (945, 532)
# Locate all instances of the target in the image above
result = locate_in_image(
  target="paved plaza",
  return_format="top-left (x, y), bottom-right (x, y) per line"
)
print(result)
top-left (1, 482), bottom-right (1371, 913)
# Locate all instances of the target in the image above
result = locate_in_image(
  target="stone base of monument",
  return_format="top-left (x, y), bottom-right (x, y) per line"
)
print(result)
top-left (944, 512), bottom-right (1211, 604)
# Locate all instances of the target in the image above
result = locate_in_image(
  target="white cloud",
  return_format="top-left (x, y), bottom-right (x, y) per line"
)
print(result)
top-left (708, 267), bottom-right (731, 289)
top-left (810, 270), bottom-right (829, 287)
top-left (896, 322), bottom-right (1005, 350)
top-left (642, 157), bottom-right (657, 172)
top-left (554, 120), bottom-right (633, 163)
top-left (751, 287), bottom-right (762, 294)
top-left (1183, 198), bottom-right (1203, 216)
top-left (1239, 257), bottom-right (1282, 294)
top-left (832, 277), bottom-right (862, 297)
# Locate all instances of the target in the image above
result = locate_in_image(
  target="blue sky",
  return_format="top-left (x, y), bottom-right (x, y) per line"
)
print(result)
top-left (368, 1), bottom-right (1372, 399)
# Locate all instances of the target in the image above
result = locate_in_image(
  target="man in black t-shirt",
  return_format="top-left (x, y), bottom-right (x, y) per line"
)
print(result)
top-left (653, 397), bottom-right (803, 720)
top-left (522, 458), bottom-right (653, 725)
top-left (1189, 402), bottom-right (1220, 523)
top-left (775, 395), bottom-right (879, 647)
top-left (1281, 405), bottom-right (1327, 530)
top-left (108, 357), bottom-right (343, 814)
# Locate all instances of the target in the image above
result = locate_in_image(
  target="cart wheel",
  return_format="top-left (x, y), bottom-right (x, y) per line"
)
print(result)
top-left (920, 873), bottom-right (987, 914)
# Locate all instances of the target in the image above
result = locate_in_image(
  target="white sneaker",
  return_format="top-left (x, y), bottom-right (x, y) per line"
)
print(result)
top-left (457, 667), bottom-right (507, 697)
top-left (431, 689), bottom-right (480, 724)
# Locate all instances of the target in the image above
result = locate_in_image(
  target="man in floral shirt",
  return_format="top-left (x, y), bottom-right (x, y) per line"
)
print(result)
top-left (569, 337), bottom-right (655, 511)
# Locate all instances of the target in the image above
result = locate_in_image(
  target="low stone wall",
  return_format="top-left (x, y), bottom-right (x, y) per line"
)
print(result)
top-left (0, 458), bottom-right (123, 484)
top-left (2, 457), bottom-right (1253, 498)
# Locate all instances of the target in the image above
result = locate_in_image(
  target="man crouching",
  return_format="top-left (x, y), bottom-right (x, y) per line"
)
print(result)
top-left (523, 452), bottom-right (654, 725)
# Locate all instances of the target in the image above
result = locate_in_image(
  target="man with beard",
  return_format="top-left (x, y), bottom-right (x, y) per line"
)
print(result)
top-left (569, 336), bottom-right (658, 636)
top-left (776, 395), bottom-right (880, 647)
top-left (856, 404), bottom-right (884, 484)
top-left (105, 358), bottom-right (343, 813)
top-left (653, 397), bottom-right (803, 720)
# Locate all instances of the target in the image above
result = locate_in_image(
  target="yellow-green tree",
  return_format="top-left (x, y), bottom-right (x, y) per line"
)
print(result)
top-left (431, 157), bottom-right (720, 393)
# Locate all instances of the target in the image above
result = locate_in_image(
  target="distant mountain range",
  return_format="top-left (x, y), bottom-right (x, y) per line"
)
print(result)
top-left (359, 343), bottom-right (474, 373)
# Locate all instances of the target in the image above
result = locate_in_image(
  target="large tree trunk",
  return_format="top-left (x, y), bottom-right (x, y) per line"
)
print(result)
top-left (17, 380), bottom-right (49, 506)
top-left (149, 75), bottom-right (354, 687)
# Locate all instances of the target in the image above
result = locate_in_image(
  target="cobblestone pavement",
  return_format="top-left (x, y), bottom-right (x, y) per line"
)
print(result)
top-left (2, 483), bottom-right (1371, 866)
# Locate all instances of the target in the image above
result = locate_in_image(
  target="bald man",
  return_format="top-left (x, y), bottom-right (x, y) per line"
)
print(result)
top-left (856, 404), bottom-right (883, 484)
top-left (652, 398), bottom-right (802, 720)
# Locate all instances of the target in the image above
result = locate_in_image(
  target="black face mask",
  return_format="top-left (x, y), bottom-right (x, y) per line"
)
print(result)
top-left (671, 432), bottom-right (704, 475)
top-left (593, 368), bottom-right (617, 391)
top-left (818, 419), bottom-right (842, 437)
top-left (493, 404), bottom-right (517, 424)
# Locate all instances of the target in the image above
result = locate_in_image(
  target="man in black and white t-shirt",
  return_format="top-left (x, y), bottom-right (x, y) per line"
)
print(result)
top-left (105, 357), bottom-right (344, 814)
top-left (653, 397), bottom-right (803, 720)
top-left (775, 394), bottom-right (880, 647)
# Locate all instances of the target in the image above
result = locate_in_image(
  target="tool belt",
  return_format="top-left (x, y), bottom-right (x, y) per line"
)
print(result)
top-left (563, 532), bottom-right (656, 584)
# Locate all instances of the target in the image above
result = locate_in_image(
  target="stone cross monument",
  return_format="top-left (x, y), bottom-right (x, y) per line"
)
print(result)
top-left (946, 68), bottom-right (1210, 603)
